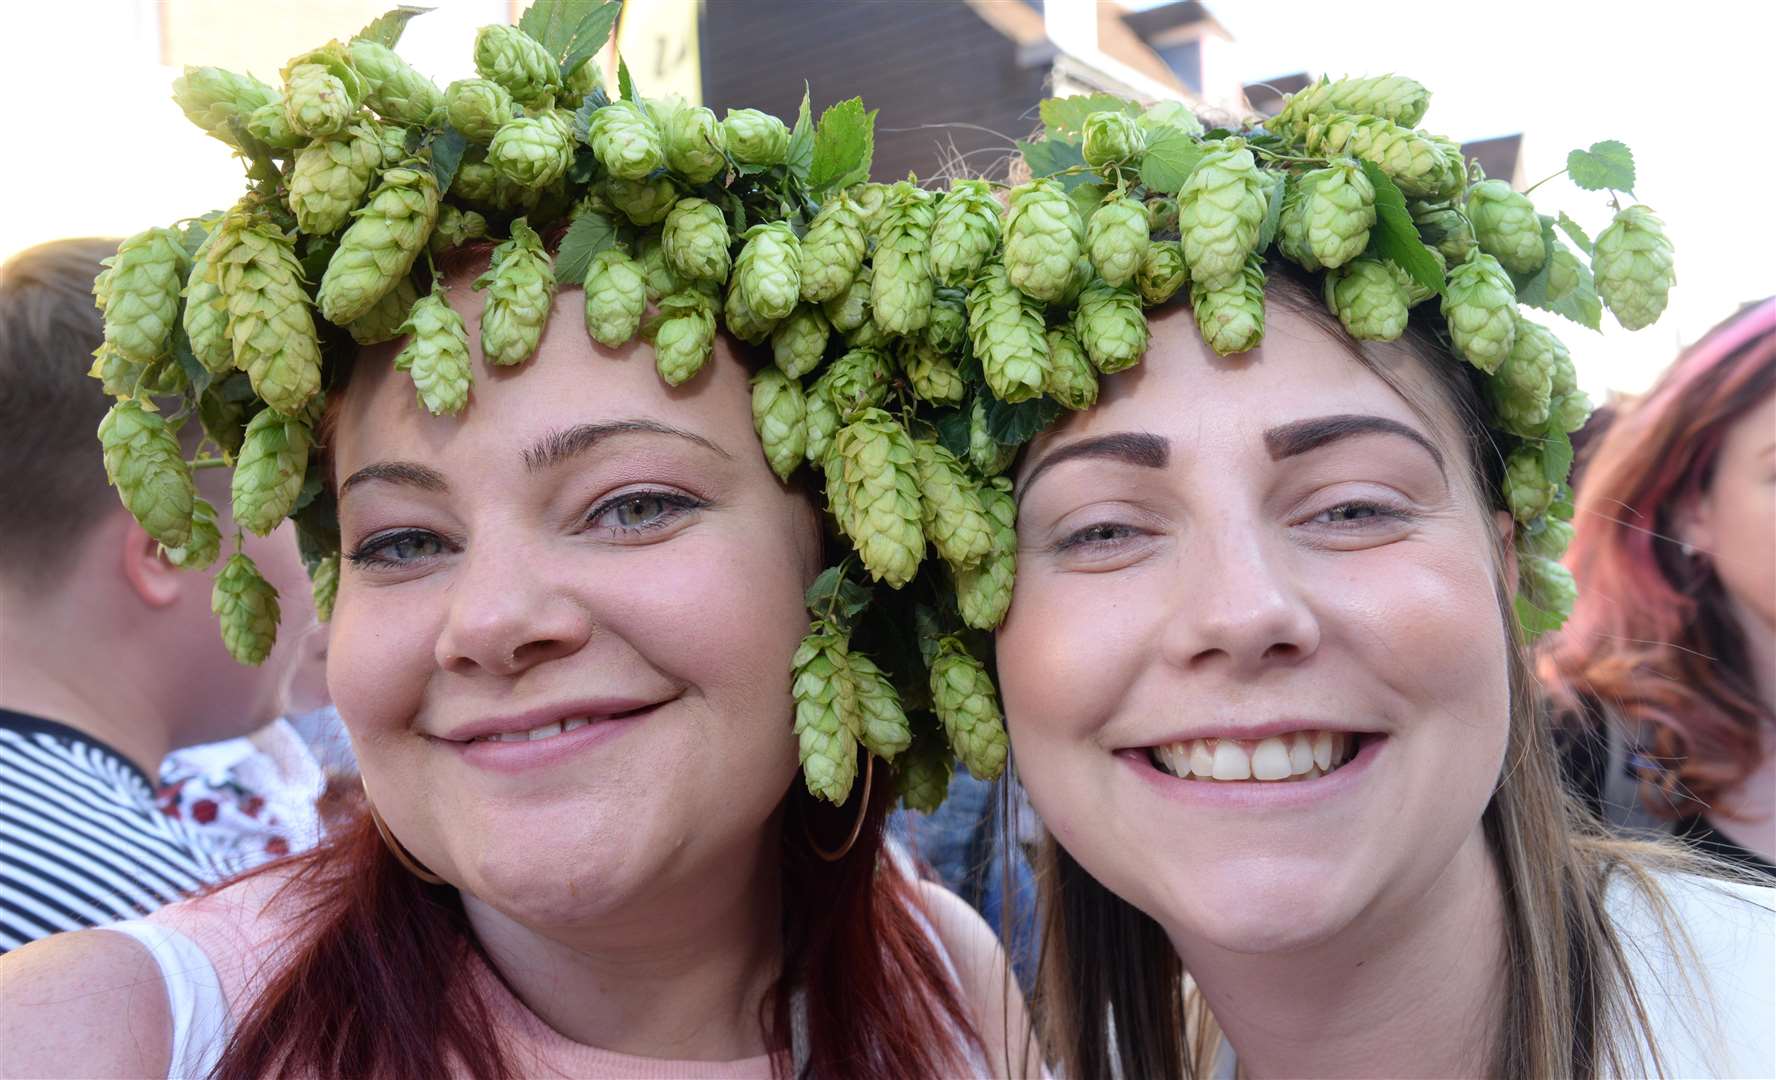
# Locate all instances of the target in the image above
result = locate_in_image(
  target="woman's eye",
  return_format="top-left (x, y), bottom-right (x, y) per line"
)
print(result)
top-left (1057, 522), bottom-right (1141, 551)
top-left (347, 529), bottom-right (446, 568)
top-left (588, 490), bottom-right (702, 534)
top-left (1311, 501), bottom-right (1403, 527)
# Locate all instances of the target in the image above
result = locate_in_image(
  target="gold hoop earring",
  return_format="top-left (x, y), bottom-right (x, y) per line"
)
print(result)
top-left (804, 754), bottom-right (873, 862)
top-left (362, 779), bottom-right (448, 886)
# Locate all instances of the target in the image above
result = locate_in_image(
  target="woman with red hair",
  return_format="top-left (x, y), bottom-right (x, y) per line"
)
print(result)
top-left (1545, 297), bottom-right (1776, 875)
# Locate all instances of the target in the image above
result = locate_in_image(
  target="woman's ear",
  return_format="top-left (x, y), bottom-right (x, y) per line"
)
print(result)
top-left (117, 517), bottom-right (186, 609)
top-left (1673, 490), bottom-right (1718, 557)
top-left (1494, 510), bottom-right (1519, 595)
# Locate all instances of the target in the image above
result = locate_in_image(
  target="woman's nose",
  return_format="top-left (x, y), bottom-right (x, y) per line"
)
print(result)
top-left (1161, 520), bottom-right (1321, 676)
top-left (434, 539), bottom-right (596, 677)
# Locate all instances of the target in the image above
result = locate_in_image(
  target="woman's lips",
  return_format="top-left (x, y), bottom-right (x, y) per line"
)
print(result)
top-left (1120, 732), bottom-right (1387, 809)
top-left (444, 701), bottom-right (666, 773)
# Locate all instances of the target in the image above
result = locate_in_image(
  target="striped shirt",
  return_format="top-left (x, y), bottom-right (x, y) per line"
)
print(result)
top-left (1, 710), bottom-right (222, 953)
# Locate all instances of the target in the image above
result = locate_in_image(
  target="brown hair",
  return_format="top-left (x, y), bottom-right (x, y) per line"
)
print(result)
top-left (0, 238), bottom-right (125, 582)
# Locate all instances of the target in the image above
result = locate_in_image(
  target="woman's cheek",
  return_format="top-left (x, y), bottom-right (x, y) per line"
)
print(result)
top-left (325, 590), bottom-right (435, 745)
top-left (1002, 571), bottom-right (1130, 740)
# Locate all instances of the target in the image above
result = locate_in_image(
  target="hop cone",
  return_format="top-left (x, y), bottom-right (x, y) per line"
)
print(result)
top-left (172, 66), bottom-right (278, 146)
top-left (429, 204), bottom-right (488, 255)
top-left (349, 40), bottom-right (442, 126)
top-left (1467, 180), bottom-right (1545, 276)
top-left (1324, 258), bottom-right (1408, 342)
top-left (830, 409), bottom-right (926, 588)
top-left (1087, 197), bottom-right (1150, 288)
top-left (896, 723), bottom-right (955, 813)
top-left (735, 221), bottom-right (802, 321)
top-left (804, 384), bottom-right (840, 466)
top-left (1044, 326), bottom-right (1099, 410)
top-left (101, 227), bottom-right (188, 364)
top-left (98, 400), bottom-right (194, 549)
top-left (968, 399), bottom-right (1016, 479)
top-left (930, 639), bottom-right (1008, 780)
top-left (792, 624), bottom-right (860, 804)
top-left (1393, 252), bottom-right (1442, 309)
top-left (213, 553), bottom-right (280, 666)
top-left (1178, 140), bottom-right (1267, 290)
top-left (1191, 254), bottom-right (1266, 357)
top-left (647, 288), bottom-right (718, 386)
top-left (724, 276), bottom-right (777, 345)
top-left (583, 249), bottom-right (648, 348)
top-left (1593, 206), bottom-right (1675, 331)
top-left (750, 367), bottom-right (807, 482)
top-left (722, 108), bottom-right (789, 165)
top-left (281, 44), bottom-right (367, 139)
top-left (1273, 74), bottom-right (1430, 136)
top-left (318, 166), bottom-right (439, 325)
top-left (347, 275), bottom-right (421, 346)
top-left (289, 120), bottom-right (384, 236)
top-left (664, 105), bottom-right (726, 184)
top-left (245, 100), bottom-right (304, 150)
top-left (1303, 114), bottom-right (1445, 199)
top-left (1076, 279), bottom-right (1149, 373)
top-left (771, 304), bottom-right (831, 378)
top-left (849, 652), bottom-right (912, 761)
top-left (662, 198), bottom-right (731, 284)
top-left (926, 291), bottom-right (967, 354)
top-left (818, 347), bottom-right (892, 419)
top-left (1522, 517), bottom-right (1575, 561)
top-left (182, 240), bottom-right (232, 376)
top-left (162, 498), bottom-right (221, 571)
top-left (473, 24), bottom-right (560, 107)
top-left (903, 339), bottom-right (966, 406)
top-left (310, 553), bottom-right (340, 624)
top-left (871, 182), bottom-right (936, 334)
top-left (1302, 160), bottom-right (1375, 270)
top-left (232, 408), bottom-right (313, 536)
top-left (1082, 111), bottom-right (1144, 169)
top-left (851, 183), bottom-right (890, 234)
top-left (1137, 240), bottom-right (1188, 307)
top-left (1276, 173), bottom-right (1321, 272)
top-left (1517, 553), bottom-right (1577, 635)
top-left (800, 194), bottom-right (868, 303)
top-left (488, 115), bottom-right (572, 187)
top-left (929, 179), bottom-right (1002, 288)
top-left (1411, 200), bottom-right (1478, 265)
top-left (394, 290), bottom-right (473, 415)
top-left (564, 57), bottom-right (602, 98)
top-left (844, 318), bottom-right (891, 351)
top-left (1427, 134), bottom-right (1470, 201)
top-left (1503, 446), bottom-right (1556, 524)
top-left (914, 438), bottom-right (993, 572)
top-left (589, 101), bottom-right (665, 180)
top-left (1003, 179), bottom-right (1085, 303)
top-left (444, 78), bottom-right (514, 143)
top-left (1441, 253), bottom-right (1517, 374)
top-left (210, 214), bottom-right (323, 415)
top-left (822, 263), bottom-right (872, 332)
top-left (1488, 315), bottom-right (1559, 437)
top-left (88, 346), bottom-right (143, 399)
top-left (472, 219), bottom-right (555, 367)
top-left (956, 477), bottom-right (1015, 629)
top-left (968, 263), bottom-right (1048, 403)
top-left (1146, 196), bottom-right (1181, 237)
top-left (1140, 99), bottom-right (1204, 139)
top-left (1546, 336), bottom-right (1590, 434)
top-left (634, 230), bottom-right (681, 302)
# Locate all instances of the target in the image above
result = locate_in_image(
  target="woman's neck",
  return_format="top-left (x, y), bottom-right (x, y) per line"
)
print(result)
top-left (462, 822), bottom-right (786, 1062)
top-left (1179, 826), bottom-right (1507, 1080)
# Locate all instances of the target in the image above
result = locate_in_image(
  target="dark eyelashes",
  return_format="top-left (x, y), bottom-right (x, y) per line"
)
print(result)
top-left (1052, 500), bottom-right (1416, 554)
top-left (346, 528), bottom-right (446, 568)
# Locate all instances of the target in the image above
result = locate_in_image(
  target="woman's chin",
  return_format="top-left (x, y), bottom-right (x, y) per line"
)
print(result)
top-left (1146, 861), bottom-right (1367, 959)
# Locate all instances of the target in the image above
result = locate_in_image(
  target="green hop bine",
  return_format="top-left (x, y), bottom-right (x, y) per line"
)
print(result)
top-left (1075, 279), bottom-right (1150, 372)
top-left (588, 101), bottom-right (666, 180)
top-left (209, 213), bottom-right (324, 416)
top-left (1087, 196), bottom-right (1151, 289)
top-left (213, 552), bottom-right (281, 667)
top-left (929, 179), bottom-right (1002, 289)
top-left (1300, 113), bottom-right (1445, 199)
top-left (1503, 446), bottom-right (1557, 524)
top-left (799, 194), bottom-right (868, 303)
top-left (722, 108), bottom-right (789, 165)
top-left (606, 176), bottom-right (678, 225)
top-left (1323, 258), bottom-right (1409, 342)
top-left (1044, 325), bottom-right (1099, 411)
top-left (903, 339), bottom-right (965, 406)
top-left (913, 438), bottom-right (994, 573)
top-left (1488, 315), bottom-right (1559, 437)
top-left (870, 182), bottom-right (936, 334)
top-left (750, 367), bottom-right (807, 483)
top-left (1466, 180), bottom-right (1546, 276)
top-left (444, 78), bottom-right (515, 143)
top-left (318, 166), bottom-right (440, 325)
top-left (1137, 240), bottom-right (1188, 307)
top-left (791, 624), bottom-right (860, 805)
top-left (1191, 254), bottom-right (1266, 357)
top-left (310, 553), bottom-right (341, 624)
top-left (289, 119), bottom-right (385, 236)
top-left (488, 114), bottom-right (573, 188)
top-left (474, 219), bottom-right (557, 367)
top-left (1271, 74), bottom-right (1431, 136)
top-left (1592, 205), bottom-right (1676, 331)
top-left (956, 476), bottom-right (1016, 630)
top-left (647, 288), bottom-right (718, 386)
top-left (829, 409), bottom-right (925, 588)
top-left (161, 498), bottom-right (222, 571)
top-left (1178, 139), bottom-right (1267, 290)
top-left (734, 221), bottom-right (802, 322)
top-left (232, 409), bottom-right (314, 536)
top-left (99, 226), bottom-right (189, 365)
top-left (968, 262), bottom-right (1049, 403)
top-left (1441, 252), bottom-right (1518, 374)
top-left (394, 290), bottom-right (474, 416)
top-left (771, 304), bottom-right (831, 379)
top-left (662, 198), bottom-right (732, 284)
top-left (347, 275), bottom-right (422, 346)
top-left (849, 651), bottom-right (912, 761)
top-left (1003, 179), bottom-right (1086, 303)
top-left (171, 66), bottom-right (278, 146)
top-left (473, 23), bottom-right (560, 107)
top-left (929, 638), bottom-right (1009, 781)
top-left (583, 249), bottom-right (649, 349)
top-left (1082, 110), bottom-right (1145, 170)
top-left (98, 400), bottom-right (195, 549)
top-left (664, 105), bottom-right (727, 185)
top-left (281, 43), bottom-right (367, 139)
top-left (348, 39), bottom-right (442, 126)
top-left (1301, 160), bottom-right (1375, 270)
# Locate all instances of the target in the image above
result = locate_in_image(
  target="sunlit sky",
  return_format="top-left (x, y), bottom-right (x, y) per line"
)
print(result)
top-left (4, 0), bottom-right (1771, 401)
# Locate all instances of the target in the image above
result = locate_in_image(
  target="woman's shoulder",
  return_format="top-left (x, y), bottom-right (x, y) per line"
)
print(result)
top-left (907, 876), bottom-right (1044, 1078)
top-left (0, 927), bottom-right (173, 1077)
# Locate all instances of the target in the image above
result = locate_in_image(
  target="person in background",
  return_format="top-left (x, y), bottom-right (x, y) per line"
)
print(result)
top-left (1544, 297), bottom-right (1776, 875)
top-left (0, 239), bottom-right (325, 951)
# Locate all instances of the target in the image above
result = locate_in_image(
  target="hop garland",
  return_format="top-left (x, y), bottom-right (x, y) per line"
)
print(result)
top-left (100, 4), bottom-right (1675, 812)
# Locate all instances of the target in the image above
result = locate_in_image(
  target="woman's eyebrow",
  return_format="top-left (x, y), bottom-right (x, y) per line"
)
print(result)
top-left (1263, 413), bottom-right (1445, 476)
top-left (338, 461), bottom-right (447, 498)
top-left (1017, 431), bottom-right (1170, 504)
top-left (523, 419), bottom-right (732, 472)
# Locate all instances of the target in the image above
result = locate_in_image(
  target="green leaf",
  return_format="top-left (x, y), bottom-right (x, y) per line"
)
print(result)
top-left (1017, 136), bottom-right (1084, 180)
top-left (617, 55), bottom-right (637, 102)
top-left (933, 406), bottom-right (970, 460)
top-left (1254, 169), bottom-right (1287, 250)
top-left (1539, 430), bottom-right (1574, 486)
top-left (1138, 131), bottom-right (1204, 195)
top-left (983, 392), bottom-right (1061, 446)
top-left (807, 97), bottom-right (876, 194)
top-left (428, 127), bottom-right (468, 193)
top-left (1514, 217), bottom-right (1602, 331)
top-left (1038, 94), bottom-right (1139, 138)
top-left (1566, 140), bottom-right (1634, 194)
top-left (517, 0), bottom-right (621, 78)
top-left (806, 565), bottom-right (873, 626)
top-left (1514, 592), bottom-right (1567, 639)
top-left (293, 486), bottom-right (342, 574)
top-left (552, 208), bottom-right (620, 284)
top-left (1555, 211), bottom-right (1593, 255)
top-left (787, 83), bottom-right (815, 185)
top-left (1358, 159), bottom-right (1443, 294)
top-left (1068, 181), bottom-right (1111, 223)
top-left (171, 320), bottom-right (212, 398)
top-left (353, 5), bottom-right (432, 48)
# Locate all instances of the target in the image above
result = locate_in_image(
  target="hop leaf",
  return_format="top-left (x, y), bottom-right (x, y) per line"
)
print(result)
top-left (1592, 205), bottom-right (1675, 331)
top-left (583, 248), bottom-right (648, 348)
top-left (929, 179), bottom-right (1002, 289)
top-left (871, 181), bottom-right (936, 334)
top-left (473, 218), bottom-right (556, 367)
top-left (394, 290), bottom-right (474, 415)
top-left (1003, 179), bottom-right (1086, 303)
top-left (929, 638), bottom-right (1008, 780)
top-left (98, 400), bottom-right (194, 549)
top-left (213, 552), bottom-right (281, 666)
top-left (1566, 141), bottom-right (1635, 194)
top-left (232, 408), bottom-right (314, 536)
top-left (751, 367), bottom-right (807, 482)
top-left (318, 166), bottom-right (440, 325)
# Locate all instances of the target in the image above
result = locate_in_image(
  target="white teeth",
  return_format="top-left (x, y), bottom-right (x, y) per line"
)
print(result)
top-left (1251, 737), bottom-right (1292, 780)
top-left (562, 717), bottom-right (589, 733)
top-left (1211, 740), bottom-right (1251, 780)
top-left (1149, 729), bottom-right (1364, 782)
top-left (1313, 730), bottom-right (1334, 770)
top-left (1289, 732), bottom-right (1315, 775)
top-left (1190, 740), bottom-right (1216, 778)
top-left (477, 717), bottom-right (589, 744)
top-left (528, 720), bottom-right (563, 741)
